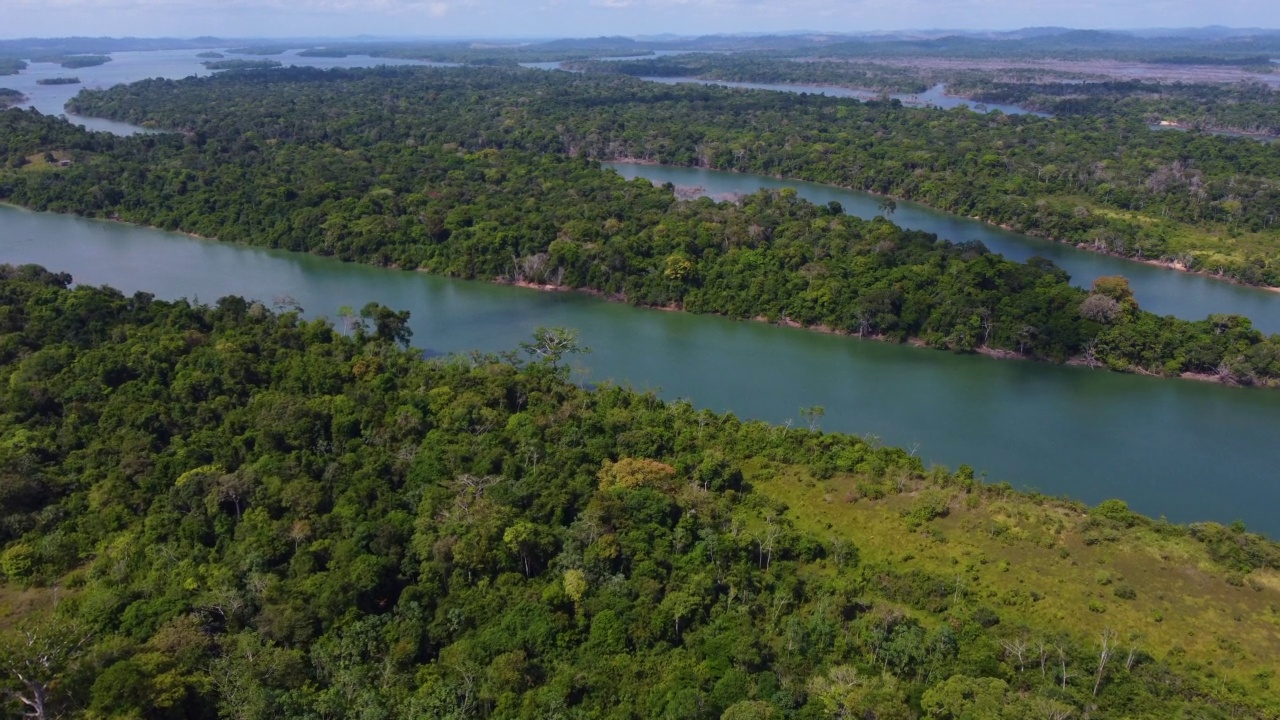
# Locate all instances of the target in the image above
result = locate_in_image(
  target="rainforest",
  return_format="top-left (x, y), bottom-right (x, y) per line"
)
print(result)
top-left (3, 27), bottom-right (1280, 720)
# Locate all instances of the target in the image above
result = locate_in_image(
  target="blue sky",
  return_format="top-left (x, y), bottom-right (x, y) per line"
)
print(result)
top-left (1, 0), bottom-right (1277, 39)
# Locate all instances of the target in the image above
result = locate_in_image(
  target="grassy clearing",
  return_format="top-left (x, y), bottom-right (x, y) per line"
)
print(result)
top-left (0, 585), bottom-right (64, 630)
top-left (748, 460), bottom-right (1280, 702)
top-left (22, 150), bottom-right (74, 170)
top-left (1048, 194), bottom-right (1278, 283)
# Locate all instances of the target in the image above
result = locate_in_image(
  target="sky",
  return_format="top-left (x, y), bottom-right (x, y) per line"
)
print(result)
top-left (1, 0), bottom-right (1277, 40)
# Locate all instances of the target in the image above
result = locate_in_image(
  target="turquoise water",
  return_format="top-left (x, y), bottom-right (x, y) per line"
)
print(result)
top-left (3, 204), bottom-right (1279, 535)
top-left (608, 163), bottom-right (1280, 334)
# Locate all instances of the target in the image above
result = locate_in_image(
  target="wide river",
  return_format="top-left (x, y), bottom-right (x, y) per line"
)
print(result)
top-left (3, 204), bottom-right (1280, 535)
top-left (2, 48), bottom-right (444, 134)
top-left (4, 50), bottom-right (1280, 534)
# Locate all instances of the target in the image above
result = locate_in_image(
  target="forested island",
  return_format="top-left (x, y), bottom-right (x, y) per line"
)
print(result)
top-left (35, 76), bottom-right (81, 86)
top-left (2, 66), bottom-right (1279, 385)
top-left (568, 53), bottom-right (1280, 139)
top-left (201, 59), bottom-right (284, 71)
top-left (35, 54), bottom-right (112, 69)
top-left (0, 58), bottom-right (26, 76)
top-left (61, 65), bottom-right (1280, 288)
top-left (0, 89), bottom-right (23, 108)
top-left (0, 264), bottom-right (1276, 719)
top-left (297, 48), bottom-right (349, 58)
top-left (3, 28), bottom-right (1280, 720)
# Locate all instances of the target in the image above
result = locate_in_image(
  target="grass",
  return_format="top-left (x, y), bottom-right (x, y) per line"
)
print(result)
top-left (746, 459), bottom-right (1280, 703)
top-left (0, 585), bottom-right (64, 631)
top-left (22, 151), bottom-right (74, 170)
top-left (1042, 194), bottom-right (1279, 284)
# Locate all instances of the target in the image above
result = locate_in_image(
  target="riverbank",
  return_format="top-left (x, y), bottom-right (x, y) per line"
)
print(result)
top-left (7, 199), bottom-right (1275, 390)
top-left (608, 159), bottom-right (1280, 294)
top-left (6, 200), bottom-right (1280, 535)
top-left (2, 265), bottom-right (1277, 716)
top-left (502, 268), bottom-right (1280, 389)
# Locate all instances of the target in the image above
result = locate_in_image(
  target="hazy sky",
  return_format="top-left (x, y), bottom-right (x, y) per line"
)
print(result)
top-left (2, 0), bottom-right (1277, 39)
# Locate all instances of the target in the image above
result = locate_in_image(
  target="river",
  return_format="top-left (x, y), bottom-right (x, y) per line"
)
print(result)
top-left (518, 55), bottom-right (1042, 116)
top-left (5, 51), bottom-right (1280, 533)
top-left (3, 204), bottom-right (1280, 535)
top-left (607, 163), bottom-right (1280, 334)
top-left (2, 48), bottom-right (445, 134)
top-left (633, 78), bottom-right (1046, 116)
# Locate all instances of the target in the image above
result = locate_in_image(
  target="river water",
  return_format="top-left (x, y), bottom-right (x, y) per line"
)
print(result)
top-left (4, 50), bottom-right (1280, 533)
top-left (518, 55), bottom-right (1042, 116)
top-left (1, 48), bottom-right (444, 134)
top-left (3, 204), bottom-right (1280, 535)
top-left (607, 163), bottom-right (1280, 334)
top-left (634, 78), bottom-right (1045, 116)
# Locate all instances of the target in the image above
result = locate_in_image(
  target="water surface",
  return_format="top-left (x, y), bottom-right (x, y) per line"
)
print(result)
top-left (608, 163), bottom-right (1280, 334)
top-left (635, 78), bottom-right (1045, 116)
top-left (3, 48), bottom-right (443, 134)
top-left (3, 204), bottom-right (1279, 535)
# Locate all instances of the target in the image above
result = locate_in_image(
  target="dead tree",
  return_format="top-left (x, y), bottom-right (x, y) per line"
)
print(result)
top-left (1093, 628), bottom-right (1117, 697)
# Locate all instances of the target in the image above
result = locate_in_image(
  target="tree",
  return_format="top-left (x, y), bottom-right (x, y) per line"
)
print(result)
top-left (360, 302), bottom-right (413, 347)
top-left (520, 326), bottom-right (588, 368)
top-left (800, 405), bottom-right (825, 432)
top-left (721, 700), bottom-right (779, 720)
top-left (920, 674), bottom-right (1010, 719)
top-left (1079, 294), bottom-right (1122, 324)
top-left (503, 521), bottom-right (550, 576)
top-left (563, 569), bottom-right (588, 607)
top-left (0, 618), bottom-right (90, 720)
top-left (1090, 276), bottom-right (1137, 309)
top-left (1093, 627), bottom-right (1117, 697)
top-left (878, 198), bottom-right (898, 216)
top-left (335, 305), bottom-right (363, 336)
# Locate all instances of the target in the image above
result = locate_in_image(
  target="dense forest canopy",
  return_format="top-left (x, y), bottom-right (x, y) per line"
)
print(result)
top-left (57, 64), bottom-right (1280, 287)
top-left (0, 265), bottom-right (1277, 719)
top-left (3, 29), bottom-right (1280, 719)
top-left (4, 96), bottom-right (1280, 384)
top-left (567, 53), bottom-right (1280, 137)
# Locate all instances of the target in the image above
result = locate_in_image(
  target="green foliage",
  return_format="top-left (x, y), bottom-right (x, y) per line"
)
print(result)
top-left (1091, 499), bottom-right (1141, 527)
top-left (57, 64), bottom-right (1280, 284)
top-left (6, 67), bottom-right (1280, 383)
top-left (0, 261), bottom-right (1275, 717)
top-left (901, 491), bottom-right (951, 529)
top-left (201, 59), bottom-right (284, 71)
top-left (1114, 584), bottom-right (1138, 600)
top-left (0, 543), bottom-right (36, 581)
top-left (1189, 521), bottom-right (1280, 573)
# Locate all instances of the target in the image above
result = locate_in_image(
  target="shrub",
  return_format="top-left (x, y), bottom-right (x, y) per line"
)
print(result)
top-left (1090, 499), bottom-right (1139, 527)
top-left (902, 491), bottom-right (951, 529)
top-left (0, 543), bottom-right (36, 581)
